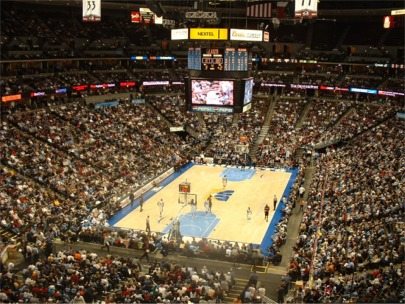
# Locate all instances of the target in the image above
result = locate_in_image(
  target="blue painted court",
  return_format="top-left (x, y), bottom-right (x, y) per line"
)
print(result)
top-left (220, 167), bottom-right (256, 181)
top-left (162, 211), bottom-right (219, 238)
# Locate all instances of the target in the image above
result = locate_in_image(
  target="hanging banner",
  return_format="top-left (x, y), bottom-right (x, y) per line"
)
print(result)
top-left (140, 7), bottom-right (155, 24)
top-left (131, 11), bottom-right (141, 23)
top-left (295, 0), bottom-right (318, 18)
top-left (83, 0), bottom-right (101, 22)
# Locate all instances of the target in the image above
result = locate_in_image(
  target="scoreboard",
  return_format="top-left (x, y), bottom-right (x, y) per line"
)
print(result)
top-left (186, 46), bottom-right (253, 114)
top-left (188, 48), bottom-right (201, 70)
top-left (188, 47), bottom-right (250, 72)
top-left (202, 48), bottom-right (224, 71)
top-left (224, 48), bottom-right (249, 71)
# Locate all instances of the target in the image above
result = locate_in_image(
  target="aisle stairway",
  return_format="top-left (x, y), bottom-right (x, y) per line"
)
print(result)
top-left (279, 164), bottom-right (315, 267)
top-left (146, 98), bottom-right (205, 142)
top-left (249, 96), bottom-right (278, 161)
top-left (314, 106), bottom-right (356, 149)
top-left (0, 228), bottom-right (18, 243)
top-left (328, 105), bottom-right (355, 129)
top-left (295, 99), bottom-right (314, 129)
top-left (305, 22), bottom-right (314, 48)
top-left (378, 29), bottom-right (390, 47)
top-left (344, 111), bottom-right (397, 145)
top-left (1, 159), bottom-right (69, 201)
top-left (377, 78), bottom-right (389, 89)
top-left (146, 102), bottom-right (174, 127)
top-left (224, 278), bottom-right (249, 303)
top-left (232, 113), bottom-right (240, 126)
top-left (196, 112), bottom-right (206, 129)
top-left (335, 25), bottom-right (350, 49)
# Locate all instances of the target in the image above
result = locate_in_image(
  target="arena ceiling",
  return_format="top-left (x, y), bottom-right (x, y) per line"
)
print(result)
top-left (7, 0), bottom-right (404, 14)
top-left (4, 0), bottom-right (404, 25)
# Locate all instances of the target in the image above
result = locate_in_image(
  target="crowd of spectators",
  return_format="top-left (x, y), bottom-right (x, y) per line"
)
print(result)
top-left (318, 99), bottom-right (401, 144)
top-left (0, 100), bottom-right (192, 248)
top-left (339, 75), bottom-right (383, 90)
top-left (0, 122), bottom-right (110, 206)
top-left (0, 83), bottom-right (403, 304)
top-left (78, 226), bottom-right (270, 267)
top-left (287, 118), bottom-right (404, 303)
top-left (13, 102), bottom-right (189, 195)
top-left (203, 99), bottom-right (269, 165)
top-left (3, 72), bottom-right (401, 237)
top-left (255, 92), bottom-right (402, 169)
top-left (256, 96), bottom-right (307, 168)
top-left (1, 3), bottom-right (405, 303)
top-left (148, 93), bottom-right (270, 166)
top-left (2, 1), bottom-right (404, 63)
top-left (267, 168), bottom-right (306, 267)
top-left (298, 98), bottom-right (353, 147)
top-left (295, 73), bottom-right (339, 86)
top-left (0, 248), bottom-right (240, 303)
top-left (1, 61), bottom-right (402, 110)
top-left (256, 72), bottom-right (295, 89)
top-left (380, 77), bottom-right (405, 92)
top-left (1, 4), bottom-right (171, 60)
top-left (0, 62), bottom-right (184, 99)
top-left (255, 65), bottom-right (404, 97)
top-left (148, 95), bottom-right (200, 128)
top-left (0, 167), bottom-right (72, 237)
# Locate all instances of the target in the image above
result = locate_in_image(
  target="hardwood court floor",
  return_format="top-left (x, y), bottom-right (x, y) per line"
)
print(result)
top-left (114, 165), bottom-right (291, 244)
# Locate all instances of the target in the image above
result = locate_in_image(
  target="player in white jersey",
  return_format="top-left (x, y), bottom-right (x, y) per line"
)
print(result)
top-left (222, 175), bottom-right (228, 188)
top-left (157, 199), bottom-right (164, 219)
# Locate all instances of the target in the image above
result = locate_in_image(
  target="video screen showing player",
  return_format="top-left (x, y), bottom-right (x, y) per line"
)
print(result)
top-left (244, 78), bottom-right (254, 104)
top-left (191, 79), bottom-right (234, 106)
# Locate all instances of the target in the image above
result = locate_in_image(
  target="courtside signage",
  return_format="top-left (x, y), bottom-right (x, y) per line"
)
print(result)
top-left (190, 28), bottom-right (228, 40)
top-left (391, 9), bottom-right (405, 15)
top-left (1, 94), bottom-right (22, 102)
top-left (230, 29), bottom-right (263, 41)
top-left (263, 31), bottom-right (269, 42)
top-left (171, 28), bottom-right (188, 40)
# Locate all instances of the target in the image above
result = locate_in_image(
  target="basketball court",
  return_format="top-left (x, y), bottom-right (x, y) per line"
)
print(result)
top-left (109, 163), bottom-right (298, 253)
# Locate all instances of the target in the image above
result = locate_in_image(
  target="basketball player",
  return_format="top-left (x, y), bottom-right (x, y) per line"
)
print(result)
top-left (222, 175), bottom-right (228, 188)
top-left (247, 207), bottom-right (252, 221)
top-left (208, 195), bottom-right (213, 213)
top-left (139, 194), bottom-right (144, 212)
top-left (273, 195), bottom-right (278, 211)
top-left (264, 204), bottom-right (270, 222)
top-left (204, 199), bottom-right (209, 213)
top-left (157, 199), bottom-right (164, 219)
top-left (130, 192), bottom-right (135, 208)
top-left (139, 236), bottom-right (150, 262)
top-left (190, 199), bottom-right (197, 216)
top-left (146, 215), bottom-right (151, 233)
top-left (100, 232), bottom-right (111, 253)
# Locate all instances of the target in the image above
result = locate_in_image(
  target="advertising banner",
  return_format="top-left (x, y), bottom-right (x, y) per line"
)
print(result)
top-left (190, 28), bottom-right (228, 40)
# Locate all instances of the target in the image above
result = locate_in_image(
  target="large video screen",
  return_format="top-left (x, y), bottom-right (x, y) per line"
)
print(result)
top-left (244, 78), bottom-right (254, 104)
top-left (191, 79), bottom-right (234, 106)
